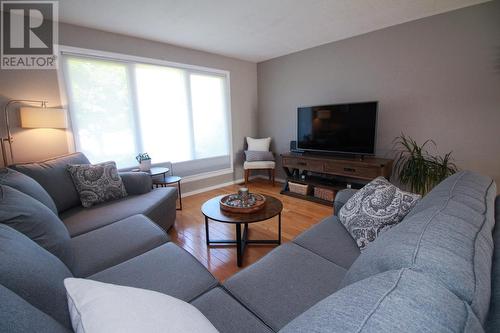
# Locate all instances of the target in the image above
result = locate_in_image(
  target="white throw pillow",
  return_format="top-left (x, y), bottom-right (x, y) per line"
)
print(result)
top-left (64, 278), bottom-right (219, 333)
top-left (246, 137), bottom-right (271, 152)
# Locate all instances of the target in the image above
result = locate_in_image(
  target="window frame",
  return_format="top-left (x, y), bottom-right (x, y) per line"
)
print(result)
top-left (56, 45), bottom-right (234, 178)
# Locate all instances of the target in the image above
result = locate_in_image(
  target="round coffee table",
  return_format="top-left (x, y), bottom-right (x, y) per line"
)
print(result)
top-left (201, 194), bottom-right (283, 267)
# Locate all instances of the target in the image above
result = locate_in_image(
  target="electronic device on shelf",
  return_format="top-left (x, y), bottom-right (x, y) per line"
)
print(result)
top-left (289, 140), bottom-right (304, 154)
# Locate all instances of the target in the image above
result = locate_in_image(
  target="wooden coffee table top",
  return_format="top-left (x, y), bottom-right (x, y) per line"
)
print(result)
top-left (201, 194), bottom-right (283, 224)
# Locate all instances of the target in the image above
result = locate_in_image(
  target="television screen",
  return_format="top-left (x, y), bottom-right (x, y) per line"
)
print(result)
top-left (297, 102), bottom-right (377, 155)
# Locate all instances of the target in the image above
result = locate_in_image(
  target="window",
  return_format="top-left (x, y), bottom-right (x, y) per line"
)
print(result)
top-left (61, 49), bottom-right (231, 175)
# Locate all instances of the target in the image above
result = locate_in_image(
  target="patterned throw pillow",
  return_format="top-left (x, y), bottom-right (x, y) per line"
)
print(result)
top-left (67, 161), bottom-right (127, 208)
top-left (339, 177), bottom-right (420, 250)
top-left (245, 150), bottom-right (275, 162)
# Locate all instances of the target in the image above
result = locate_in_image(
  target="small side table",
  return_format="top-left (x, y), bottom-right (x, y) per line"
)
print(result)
top-left (132, 167), bottom-right (170, 178)
top-left (153, 176), bottom-right (183, 211)
top-left (132, 167), bottom-right (182, 210)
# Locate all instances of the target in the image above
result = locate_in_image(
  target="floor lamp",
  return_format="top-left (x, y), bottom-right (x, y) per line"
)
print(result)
top-left (1, 99), bottom-right (67, 166)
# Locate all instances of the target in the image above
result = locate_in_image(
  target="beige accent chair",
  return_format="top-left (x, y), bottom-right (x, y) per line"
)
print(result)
top-left (243, 137), bottom-right (275, 186)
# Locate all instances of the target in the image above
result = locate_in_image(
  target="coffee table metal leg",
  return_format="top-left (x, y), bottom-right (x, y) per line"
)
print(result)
top-left (278, 213), bottom-right (282, 245)
top-left (243, 223), bottom-right (249, 241)
top-left (177, 181), bottom-right (182, 210)
top-left (242, 223), bottom-right (249, 253)
top-left (236, 223), bottom-right (242, 267)
top-left (205, 216), bottom-right (210, 245)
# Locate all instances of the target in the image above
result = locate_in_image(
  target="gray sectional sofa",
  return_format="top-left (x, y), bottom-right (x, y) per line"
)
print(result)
top-left (1, 159), bottom-right (499, 332)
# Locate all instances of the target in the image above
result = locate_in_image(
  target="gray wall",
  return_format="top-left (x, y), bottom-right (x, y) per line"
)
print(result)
top-left (257, 1), bottom-right (500, 186)
top-left (0, 23), bottom-right (258, 190)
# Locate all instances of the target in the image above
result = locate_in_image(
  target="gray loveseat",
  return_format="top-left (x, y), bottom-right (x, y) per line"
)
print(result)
top-left (1, 168), bottom-right (499, 332)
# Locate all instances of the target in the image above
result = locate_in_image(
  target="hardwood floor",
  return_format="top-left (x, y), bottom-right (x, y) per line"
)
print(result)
top-left (168, 178), bottom-right (333, 281)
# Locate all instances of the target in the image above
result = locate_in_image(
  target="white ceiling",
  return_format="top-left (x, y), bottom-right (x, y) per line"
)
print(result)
top-left (58, 0), bottom-right (489, 62)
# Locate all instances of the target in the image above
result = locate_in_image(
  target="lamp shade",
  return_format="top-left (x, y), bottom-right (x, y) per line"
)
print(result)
top-left (20, 107), bottom-right (67, 129)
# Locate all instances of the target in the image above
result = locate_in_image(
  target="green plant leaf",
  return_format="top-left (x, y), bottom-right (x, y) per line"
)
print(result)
top-left (393, 134), bottom-right (457, 195)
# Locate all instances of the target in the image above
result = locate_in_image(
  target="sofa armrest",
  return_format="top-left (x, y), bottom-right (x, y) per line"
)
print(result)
top-left (119, 172), bottom-right (152, 195)
top-left (333, 189), bottom-right (357, 216)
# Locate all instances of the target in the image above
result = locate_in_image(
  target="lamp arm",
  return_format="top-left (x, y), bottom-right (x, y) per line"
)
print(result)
top-left (2, 99), bottom-right (47, 166)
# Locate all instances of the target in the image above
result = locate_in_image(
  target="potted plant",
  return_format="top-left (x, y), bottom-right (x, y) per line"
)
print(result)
top-left (393, 134), bottom-right (458, 195)
top-left (136, 152), bottom-right (152, 171)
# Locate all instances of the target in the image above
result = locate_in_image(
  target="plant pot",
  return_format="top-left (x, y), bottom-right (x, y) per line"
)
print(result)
top-left (139, 159), bottom-right (151, 171)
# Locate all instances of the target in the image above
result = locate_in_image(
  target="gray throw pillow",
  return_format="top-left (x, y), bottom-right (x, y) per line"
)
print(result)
top-left (67, 161), bottom-right (127, 208)
top-left (245, 150), bottom-right (275, 162)
top-left (0, 168), bottom-right (58, 214)
top-left (339, 177), bottom-right (420, 250)
top-left (0, 185), bottom-right (73, 268)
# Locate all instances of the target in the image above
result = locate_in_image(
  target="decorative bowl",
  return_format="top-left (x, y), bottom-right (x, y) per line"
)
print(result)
top-left (219, 193), bottom-right (266, 213)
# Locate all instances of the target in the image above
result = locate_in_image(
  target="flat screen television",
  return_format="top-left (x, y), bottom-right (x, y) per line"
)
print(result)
top-left (297, 101), bottom-right (377, 155)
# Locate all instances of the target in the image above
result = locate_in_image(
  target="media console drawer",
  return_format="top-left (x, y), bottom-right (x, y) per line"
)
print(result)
top-left (281, 153), bottom-right (392, 181)
top-left (323, 162), bottom-right (380, 179)
top-left (282, 157), bottom-right (323, 172)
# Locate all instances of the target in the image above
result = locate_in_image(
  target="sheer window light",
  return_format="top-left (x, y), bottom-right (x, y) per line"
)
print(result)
top-left (62, 52), bottom-right (231, 175)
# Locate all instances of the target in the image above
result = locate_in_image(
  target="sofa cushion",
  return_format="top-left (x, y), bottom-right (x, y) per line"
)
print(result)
top-left (338, 176), bottom-right (420, 250)
top-left (0, 284), bottom-right (70, 333)
top-left (90, 242), bottom-right (218, 302)
top-left (119, 171), bottom-right (153, 195)
top-left (11, 152), bottom-right (90, 213)
top-left (485, 195), bottom-right (500, 332)
top-left (69, 214), bottom-right (169, 277)
top-left (224, 242), bottom-right (347, 331)
top-left (245, 150), bottom-right (275, 162)
top-left (0, 185), bottom-right (73, 267)
top-left (0, 168), bottom-right (57, 214)
top-left (192, 287), bottom-right (273, 333)
top-left (61, 187), bottom-right (177, 236)
top-left (0, 224), bottom-right (73, 329)
top-left (341, 171), bottom-right (497, 324)
top-left (244, 161), bottom-right (276, 169)
top-left (292, 216), bottom-right (360, 269)
top-left (67, 161), bottom-right (127, 208)
top-left (280, 269), bottom-right (483, 333)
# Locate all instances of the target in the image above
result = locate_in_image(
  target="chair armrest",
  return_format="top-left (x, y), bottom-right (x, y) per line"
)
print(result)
top-left (334, 189), bottom-right (358, 216)
top-left (119, 172), bottom-right (152, 195)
